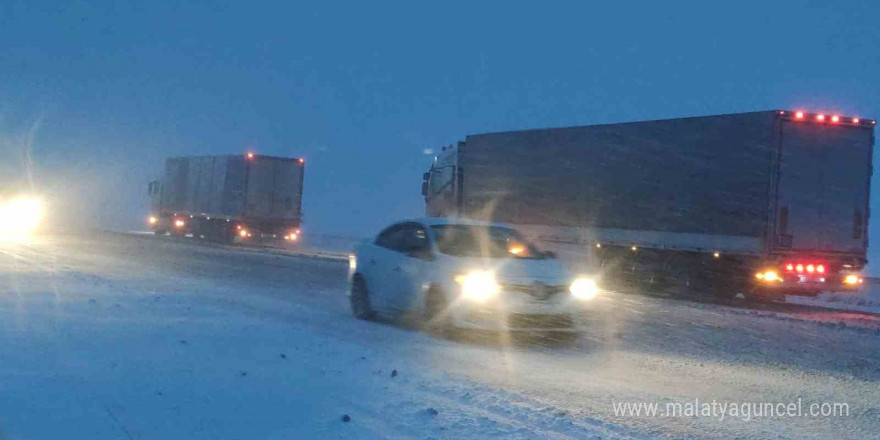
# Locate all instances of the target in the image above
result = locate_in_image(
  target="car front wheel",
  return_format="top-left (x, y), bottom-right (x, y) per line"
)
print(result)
top-left (425, 286), bottom-right (454, 337)
top-left (350, 275), bottom-right (374, 320)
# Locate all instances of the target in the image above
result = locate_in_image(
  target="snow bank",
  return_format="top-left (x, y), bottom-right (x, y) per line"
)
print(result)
top-left (787, 279), bottom-right (880, 314)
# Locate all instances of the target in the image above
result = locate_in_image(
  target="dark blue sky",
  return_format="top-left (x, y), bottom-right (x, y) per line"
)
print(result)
top-left (2, 1), bottom-right (879, 246)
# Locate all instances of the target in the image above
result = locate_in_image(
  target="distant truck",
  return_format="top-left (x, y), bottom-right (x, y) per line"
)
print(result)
top-left (148, 153), bottom-right (304, 244)
top-left (423, 110), bottom-right (875, 298)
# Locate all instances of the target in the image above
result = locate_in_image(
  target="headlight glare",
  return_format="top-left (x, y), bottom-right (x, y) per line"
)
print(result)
top-left (0, 196), bottom-right (45, 239)
top-left (455, 271), bottom-right (499, 302)
top-left (570, 278), bottom-right (598, 300)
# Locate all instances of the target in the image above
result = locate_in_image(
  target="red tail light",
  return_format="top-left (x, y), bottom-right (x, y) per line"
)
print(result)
top-left (831, 115), bottom-right (840, 123)
top-left (795, 112), bottom-right (805, 119)
top-left (816, 114), bottom-right (825, 122)
top-left (788, 262), bottom-right (827, 275)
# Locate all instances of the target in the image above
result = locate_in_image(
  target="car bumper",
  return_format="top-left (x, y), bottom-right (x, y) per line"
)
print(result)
top-left (459, 310), bottom-right (576, 332)
top-left (449, 297), bottom-right (579, 332)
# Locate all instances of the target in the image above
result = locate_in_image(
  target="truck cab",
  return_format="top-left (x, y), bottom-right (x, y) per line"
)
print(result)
top-left (422, 144), bottom-right (461, 218)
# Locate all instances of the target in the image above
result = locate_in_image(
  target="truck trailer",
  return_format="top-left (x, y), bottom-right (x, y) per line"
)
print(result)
top-left (422, 110), bottom-right (875, 298)
top-left (148, 153), bottom-right (304, 244)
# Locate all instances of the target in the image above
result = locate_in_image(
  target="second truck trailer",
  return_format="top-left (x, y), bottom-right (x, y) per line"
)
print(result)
top-left (148, 153), bottom-right (305, 244)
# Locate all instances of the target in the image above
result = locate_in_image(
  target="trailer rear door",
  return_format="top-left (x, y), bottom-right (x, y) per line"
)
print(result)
top-left (775, 120), bottom-right (873, 254)
top-left (245, 158), bottom-right (304, 221)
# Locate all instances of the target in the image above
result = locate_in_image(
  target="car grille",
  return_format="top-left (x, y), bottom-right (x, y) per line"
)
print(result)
top-left (501, 283), bottom-right (567, 300)
top-left (508, 314), bottom-right (573, 329)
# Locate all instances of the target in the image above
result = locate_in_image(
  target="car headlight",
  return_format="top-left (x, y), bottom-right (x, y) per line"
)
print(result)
top-left (0, 196), bottom-right (45, 238)
top-left (570, 278), bottom-right (598, 300)
top-left (454, 271), bottom-right (500, 302)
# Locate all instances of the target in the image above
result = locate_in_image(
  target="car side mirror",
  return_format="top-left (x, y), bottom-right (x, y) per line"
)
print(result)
top-left (421, 181), bottom-right (429, 196)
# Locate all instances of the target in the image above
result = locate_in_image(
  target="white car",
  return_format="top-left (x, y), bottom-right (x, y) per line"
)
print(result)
top-left (348, 218), bottom-right (598, 336)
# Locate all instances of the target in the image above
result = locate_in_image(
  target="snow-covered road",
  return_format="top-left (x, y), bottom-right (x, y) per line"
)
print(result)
top-left (1, 233), bottom-right (878, 440)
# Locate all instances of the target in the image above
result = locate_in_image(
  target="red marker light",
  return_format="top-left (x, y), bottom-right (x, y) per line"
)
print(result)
top-left (786, 264), bottom-right (794, 271)
top-left (807, 264), bottom-right (815, 273)
top-left (817, 264), bottom-right (825, 274)
top-left (796, 264), bottom-right (804, 273)
top-left (795, 112), bottom-right (805, 119)
top-left (298, 158), bottom-right (305, 164)
top-left (852, 117), bottom-right (860, 124)
top-left (247, 152), bottom-right (255, 160)
top-left (831, 115), bottom-right (840, 123)
top-left (816, 114), bottom-right (825, 122)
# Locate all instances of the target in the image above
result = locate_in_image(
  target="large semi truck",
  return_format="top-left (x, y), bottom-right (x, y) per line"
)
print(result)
top-left (148, 153), bottom-right (304, 244)
top-left (422, 110), bottom-right (875, 298)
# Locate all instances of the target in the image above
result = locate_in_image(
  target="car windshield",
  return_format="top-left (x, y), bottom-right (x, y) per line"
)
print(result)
top-left (430, 225), bottom-right (548, 259)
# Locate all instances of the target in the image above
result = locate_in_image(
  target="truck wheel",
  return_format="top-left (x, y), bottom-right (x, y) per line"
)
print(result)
top-left (221, 226), bottom-right (235, 245)
top-left (425, 287), bottom-right (454, 337)
top-left (205, 222), bottom-right (234, 245)
top-left (153, 229), bottom-right (167, 236)
top-left (350, 276), bottom-right (374, 320)
top-left (742, 288), bottom-right (774, 304)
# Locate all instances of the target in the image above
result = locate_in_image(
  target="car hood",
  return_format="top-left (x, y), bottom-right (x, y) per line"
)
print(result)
top-left (441, 255), bottom-right (571, 286)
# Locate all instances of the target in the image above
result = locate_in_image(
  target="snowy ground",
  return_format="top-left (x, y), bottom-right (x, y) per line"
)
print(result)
top-left (787, 279), bottom-right (880, 314)
top-left (1, 233), bottom-right (879, 440)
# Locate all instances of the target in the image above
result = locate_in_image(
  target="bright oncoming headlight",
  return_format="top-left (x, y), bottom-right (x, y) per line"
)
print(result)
top-left (454, 270), bottom-right (500, 302)
top-left (0, 196), bottom-right (45, 239)
top-left (570, 278), bottom-right (598, 300)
